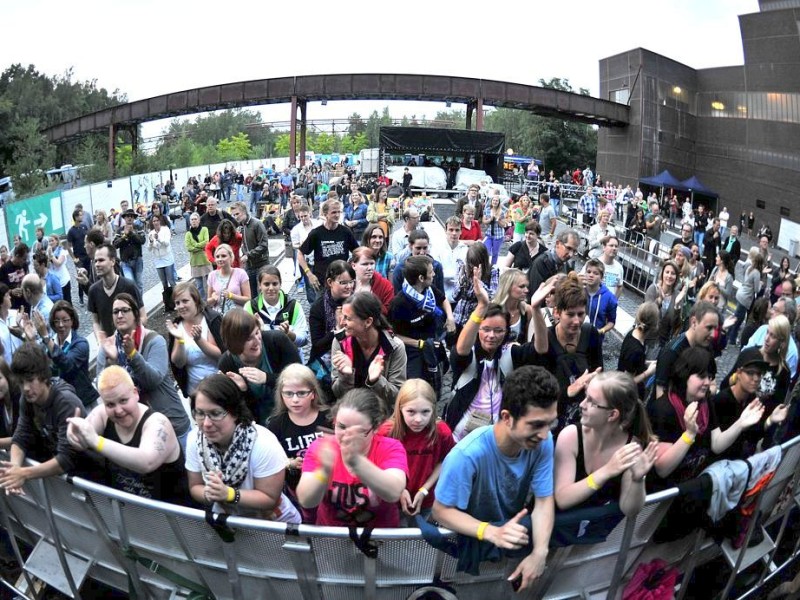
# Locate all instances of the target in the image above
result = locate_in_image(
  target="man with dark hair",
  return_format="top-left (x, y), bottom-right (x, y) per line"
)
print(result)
top-left (654, 300), bottom-right (720, 398)
top-left (66, 206), bottom-right (91, 305)
top-left (76, 229), bottom-right (105, 291)
top-left (230, 202), bottom-right (271, 295)
top-left (297, 199), bottom-right (358, 291)
top-left (455, 184), bottom-right (484, 222)
top-left (391, 229), bottom-right (445, 293)
top-left (112, 208), bottom-right (146, 296)
top-left (0, 343), bottom-right (88, 494)
top-left (528, 229), bottom-right (578, 297)
top-left (0, 243), bottom-right (30, 311)
top-left (388, 255), bottom-right (455, 391)
top-left (87, 244), bottom-right (144, 342)
top-left (433, 365), bottom-right (559, 593)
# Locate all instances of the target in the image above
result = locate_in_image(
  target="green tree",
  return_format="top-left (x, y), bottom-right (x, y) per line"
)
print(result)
top-left (347, 112), bottom-right (366, 138)
top-left (217, 132), bottom-right (252, 161)
top-left (0, 64), bottom-right (125, 178)
top-left (274, 133), bottom-right (291, 157)
top-left (312, 132), bottom-right (335, 154)
top-left (4, 117), bottom-right (55, 197)
top-left (430, 110), bottom-right (467, 128)
top-left (484, 78), bottom-right (597, 176)
top-left (73, 136), bottom-right (109, 184)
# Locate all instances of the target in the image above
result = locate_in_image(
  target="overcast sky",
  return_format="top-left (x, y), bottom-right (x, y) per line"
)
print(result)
top-left (5, 0), bottom-right (758, 141)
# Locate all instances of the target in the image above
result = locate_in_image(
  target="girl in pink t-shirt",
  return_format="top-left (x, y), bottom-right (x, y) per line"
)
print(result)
top-left (378, 379), bottom-right (455, 525)
top-left (297, 389), bottom-right (408, 527)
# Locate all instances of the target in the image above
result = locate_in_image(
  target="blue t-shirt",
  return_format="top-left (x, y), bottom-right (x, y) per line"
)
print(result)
top-left (436, 425), bottom-right (553, 524)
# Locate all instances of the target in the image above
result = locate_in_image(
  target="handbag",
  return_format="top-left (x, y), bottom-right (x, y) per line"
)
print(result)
top-left (622, 559), bottom-right (679, 600)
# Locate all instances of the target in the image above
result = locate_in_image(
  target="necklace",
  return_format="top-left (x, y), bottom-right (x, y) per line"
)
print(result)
top-left (102, 275), bottom-right (118, 294)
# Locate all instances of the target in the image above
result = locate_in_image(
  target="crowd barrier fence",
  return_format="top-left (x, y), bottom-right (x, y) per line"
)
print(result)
top-left (0, 435), bottom-right (799, 600)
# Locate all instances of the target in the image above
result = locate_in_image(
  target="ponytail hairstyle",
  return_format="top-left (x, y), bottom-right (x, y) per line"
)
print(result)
top-left (594, 371), bottom-right (655, 446)
top-left (634, 302), bottom-right (660, 338)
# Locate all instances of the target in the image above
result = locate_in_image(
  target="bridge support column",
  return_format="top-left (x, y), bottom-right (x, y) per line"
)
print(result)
top-left (299, 99), bottom-right (307, 167)
top-left (108, 124), bottom-right (116, 179)
top-left (466, 99), bottom-right (485, 131)
top-left (290, 96), bottom-right (298, 166)
top-left (130, 126), bottom-right (139, 157)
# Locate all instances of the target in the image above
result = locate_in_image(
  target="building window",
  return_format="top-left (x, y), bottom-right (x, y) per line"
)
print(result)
top-left (610, 89), bottom-right (629, 105)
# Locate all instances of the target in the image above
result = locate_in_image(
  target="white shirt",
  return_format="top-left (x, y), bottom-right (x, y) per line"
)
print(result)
top-left (437, 242), bottom-right (468, 302)
top-left (291, 218), bottom-right (323, 264)
top-left (185, 425), bottom-right (301, 523)
top-left (390, 226), bottom-right (416, 257)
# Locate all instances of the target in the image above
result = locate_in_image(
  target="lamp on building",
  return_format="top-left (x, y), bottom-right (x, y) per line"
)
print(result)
top-left (711, 100), bottom-right (725, 111)
top-left (672, 86), bottom-right (682, 94)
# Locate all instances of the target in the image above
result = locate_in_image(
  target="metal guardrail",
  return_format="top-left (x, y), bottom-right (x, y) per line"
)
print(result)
top-left (0, 435), bottom-right (799, 599)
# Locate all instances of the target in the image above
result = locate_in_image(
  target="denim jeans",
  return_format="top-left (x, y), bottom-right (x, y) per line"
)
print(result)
top-left (303, 272), bottom-right (318, 305)
top-left (121, 257), bottom-right (144, 295)
top-left (157, 265), bottom-right (176, 290)
top-left (236, 184), bottom-right (245, 201)
top-left (727, 301), bottom-right (750, 346)
top-left (250, 191), bottom-right (260, 213)
top-left (694, 231), bottom-right (705, 249)
top-left (194, 276), bottom-right (207, 301)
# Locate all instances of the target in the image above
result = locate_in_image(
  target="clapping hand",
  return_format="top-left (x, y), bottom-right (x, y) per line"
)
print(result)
top-left (331, 350), bottom-right (354, 375)
top-left (738, 398), bottom-right (765, 429)
top-left (367, 354), bottom-right (384, 384)
top-left (607, 442), bottom-right (642, 478)
top-left (629, 440), bottom-right (659, 482)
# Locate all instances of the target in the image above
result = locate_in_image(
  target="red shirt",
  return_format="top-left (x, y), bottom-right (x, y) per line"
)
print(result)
top-left (376, 420), bottom-right (455, 509)
top-left (460, 220), bottom-right (483, 242)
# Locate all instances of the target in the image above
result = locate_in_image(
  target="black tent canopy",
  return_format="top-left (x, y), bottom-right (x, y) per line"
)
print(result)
top-left (379, 127), bottom-right (505, 154)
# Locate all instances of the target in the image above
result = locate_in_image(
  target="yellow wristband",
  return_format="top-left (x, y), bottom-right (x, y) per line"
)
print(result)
top-left (418, 486), bottom-right (429, 497)
top-left (681, 432), bottom-right (695, 445)
top-left (304, 268), bottom-right (311, 275)
top-left (313, 469), bottom-right (328, 484)
top-left (587, 472), bottom-right (601, 491)
top-left (127, 348), bottom-right (136, 359)
top-left (177, 338), bottom-right (185, 345)
top-left (227, 291), bottom-right (233, 300)
top-left (418, 339), bottom-right (424, 349)
top-left (476, 521), bottom-right (489, 541)
top-left (226, 486), bottom-right (235, 503)
top-left (469, 311), bottom-right (483, 325)
top-left (96, 436), bottom-right (105, 453)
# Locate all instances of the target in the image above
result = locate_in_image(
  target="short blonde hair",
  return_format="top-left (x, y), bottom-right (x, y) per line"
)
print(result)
top-left (98, 365), bottom-right (135, 395)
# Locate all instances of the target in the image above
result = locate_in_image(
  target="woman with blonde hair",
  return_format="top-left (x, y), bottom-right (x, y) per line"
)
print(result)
top-left (378, 378), bottom-right (455, 524)
top-left (555, 371), bottom-right (658, 516)
top-left (92, 209), bottom-right (112, 243)
top-left (268, 364), bottom-right (331, 517)
top-left (493, 268), bottom-right (534, 343)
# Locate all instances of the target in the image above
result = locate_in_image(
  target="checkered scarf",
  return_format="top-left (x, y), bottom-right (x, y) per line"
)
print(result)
top-left (198, 422), bottom-right (257, 488)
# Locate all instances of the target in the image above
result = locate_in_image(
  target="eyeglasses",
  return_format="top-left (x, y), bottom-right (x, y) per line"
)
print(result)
top-left (192, 409), bottom-right (229, 422)
top-left (282, 390), bottom-right (312, 399)
top-left (112, 307), bottom-right (133, 315)
top-left (585, 398), bottom-right (613, 411)
top-left (478, 327), bottom-right (506, 336)
top-left (335, 279), bottom-right (355, 287)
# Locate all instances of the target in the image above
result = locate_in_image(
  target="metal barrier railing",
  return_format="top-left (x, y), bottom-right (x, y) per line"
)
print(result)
top-left (0, 434), bottom-right (799, 600)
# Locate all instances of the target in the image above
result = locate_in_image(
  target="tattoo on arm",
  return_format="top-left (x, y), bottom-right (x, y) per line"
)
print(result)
top-left (153, 426), bottom-right (167, 453)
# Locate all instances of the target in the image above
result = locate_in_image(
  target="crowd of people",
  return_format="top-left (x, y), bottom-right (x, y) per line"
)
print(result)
top-left (0, 166), bottom-right (798, 593)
